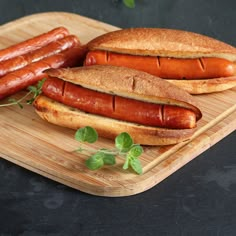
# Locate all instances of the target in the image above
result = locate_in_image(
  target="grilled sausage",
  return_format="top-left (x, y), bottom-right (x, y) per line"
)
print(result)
top-left (84, 50), bottom-right (234, 79)
top-left (0, 35), bottom-right (80, 77)
top-left (0, 46), bottom-right (86, 99)
top-left (42, 77), bottom-right (197, 129)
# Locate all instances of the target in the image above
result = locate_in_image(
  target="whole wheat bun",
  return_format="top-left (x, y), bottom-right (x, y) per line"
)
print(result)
top-left (87, 28), bottom-right (236, 61)
top-left (34, 65), bottom-right (202, 145)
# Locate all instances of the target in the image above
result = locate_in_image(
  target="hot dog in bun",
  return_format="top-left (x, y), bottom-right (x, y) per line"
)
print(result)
top-left (84, 28), bottom-right (236, 94)
top-left (33, 65), bottom-right (202, 145)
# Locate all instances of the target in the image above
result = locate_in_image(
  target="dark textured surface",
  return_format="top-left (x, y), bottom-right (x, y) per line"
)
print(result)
top-left (0, 0), bottom-right (235, 235)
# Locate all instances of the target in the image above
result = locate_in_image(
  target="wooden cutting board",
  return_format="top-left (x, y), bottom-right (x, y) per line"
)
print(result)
top-left (0, 12), bottom-right (235, 197)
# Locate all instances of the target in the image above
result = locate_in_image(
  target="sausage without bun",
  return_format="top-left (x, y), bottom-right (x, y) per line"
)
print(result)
top-left (84, 28), bottom-right (236, 94)
top-left (33, 65), bottom-right (202, 145)
top-left (0, 35), bottom-right (80, 77)
top-left (0, 27), bottom-right (69, 61)
top-left (0, 46), bottom-right (87, 99)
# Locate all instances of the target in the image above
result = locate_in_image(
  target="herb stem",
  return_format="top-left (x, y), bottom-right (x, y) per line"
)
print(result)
top-left (0, 91), bottom-right (31, 107)
top-left (0, 78), bottom-right (45, 108)
top-left (75, 146), bottom-right (119, 156)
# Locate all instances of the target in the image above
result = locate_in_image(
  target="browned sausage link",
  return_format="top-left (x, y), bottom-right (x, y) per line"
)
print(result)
top-left (0, 27), bottom-right (69, 62)
top-left (42, 77), bottom-right (65, 102)
top-left (0, 68), bottom-right (48, 100)
top-left (42, 77), bottom-right (114, 115)
top-left (0, 46), bottom-right (83, 100)
top-left (113, 96), bottom-right (196, 129)
top-left (42, 77), bottom-right (196, 129)
top-left (84, 50), bottom-right (234, 79)
top-left (0, 35), bottom-right (80, 77)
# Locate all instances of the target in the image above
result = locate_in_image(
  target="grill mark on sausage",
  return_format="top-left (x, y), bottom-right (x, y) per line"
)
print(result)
top-left (39, 59), bottom-right (54, 69)
top-left (199, 58), bottom-right (205, 71)
top-left (156, 56), bottom-right (160, 68)
top-left (160, 104), bottom-right (164, 124)
top-left (106, 51), bottom-right (109, 63)
top-left (62, 80), bottom-right (66, 97)
top-left (112, 95), bottom-right (116, 112)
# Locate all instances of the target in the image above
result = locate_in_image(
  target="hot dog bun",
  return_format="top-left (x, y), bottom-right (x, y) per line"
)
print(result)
top-left (34, 95), bottom-right (197, 145)
top-left (86, 28), bottom-right (236, 94)
top-left (34, 65), bottom-right (202, 145)
top-left (43, 65), bottom-right (202, 119)
top-left (167, 76), bottom-right (236, 94)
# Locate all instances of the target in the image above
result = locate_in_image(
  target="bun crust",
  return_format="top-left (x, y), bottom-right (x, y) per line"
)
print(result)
top-left (34, 95), bottom-right (196, 145)
top-left (87, 28), bottom-right (236, 61)
top-left (45, 65), bottom-right (202, 120)
top-left (167, 76), bottom-right (236, 94)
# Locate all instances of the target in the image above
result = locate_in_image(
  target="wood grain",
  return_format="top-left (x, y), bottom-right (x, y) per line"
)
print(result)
top-left (0, 12), bottom-right (235, 197)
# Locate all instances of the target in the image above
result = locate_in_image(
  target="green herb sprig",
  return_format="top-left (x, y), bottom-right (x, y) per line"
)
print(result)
top-left (75, 126), bottom-right (143, 175)
top-left (0, 78), bottom-right (45, 108)
top-left (123, 0), bottom-right (136, 8)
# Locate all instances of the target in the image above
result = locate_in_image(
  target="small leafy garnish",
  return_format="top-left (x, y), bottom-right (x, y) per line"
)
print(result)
top-left (85, 151), bottom-right (116, 170)
top-left (0, 78), bottom-right (46, 108)
top-left (115, 132), bottom-right (133, 152)
top-left (123, 0), bottom-right (136, 8)
top-left (124, 145), bottom-right (143, 174)
top-left (75, 126), bottom-right (98, 143)
top-left (75, 126), bottom-right (143, 174)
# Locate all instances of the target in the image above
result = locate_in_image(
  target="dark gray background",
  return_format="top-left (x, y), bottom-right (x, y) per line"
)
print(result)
top-left (0, 0), bottom-right (235, 235)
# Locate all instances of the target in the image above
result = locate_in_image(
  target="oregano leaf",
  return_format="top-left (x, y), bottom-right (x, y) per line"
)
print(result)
top-left (0, 78), bottom-right (45, 108)
top-left (130, 158), bottom-right (142, 175)
top-left (115, 132), bottom-right (133, 152)
top-left (102, 152), bottom-right (116, 165)
top-left (74, 127), bottom-right (143, 174)
top-left (123, 0), bottom-right (135, 8)
top-left (85, 153), bottom-right (104, 170)
top-left (128, 145), bottom-right (143, 158)
top-left (75, 126), bottom-right (98, 143)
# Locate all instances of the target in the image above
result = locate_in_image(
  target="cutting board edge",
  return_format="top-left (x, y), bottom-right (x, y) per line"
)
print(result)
top-left (1, 113), bottom-right (235, 197)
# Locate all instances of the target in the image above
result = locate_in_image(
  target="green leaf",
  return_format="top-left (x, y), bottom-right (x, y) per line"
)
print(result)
top-left (123, 0), bottom-right (135, 8)
top-left (37, 78), bottom-right (46, 89)
top-left (26, 78), bottom-right (46, 104)
top-left (130, 158), bottom-right (142, 175)
top-left (17, 103), bottom-right (24, 109)
top-left (7, 98), bottom-right (23, 108)
top-left (0, 78), bottom-right (46, 108)
top-left (85, 151), bottom-right (116, 170)
top-left (128, 145), bottom-right (143, 158)
top-left (115, 132), bottom-right (133, 152)
top-left (28, 85), bottom-right (37, 94)
top-left (27, 78), bottom-right (45, 96)
top-left (75, 126), bottom-right (98, 143)
top-left (85, 153), bottom-right (104, 170)
top-left (122, 146), bottom-right (143, 174)
top-left (102, 152), bottom-right (116, 165)
top-left (26, 97), bottom-right (35, 105)
top-left (73, 127), bottom-right (143, 175)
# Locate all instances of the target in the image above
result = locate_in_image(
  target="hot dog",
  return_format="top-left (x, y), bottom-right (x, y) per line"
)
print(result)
top-left (84, 28), bottom-right (236, 94)
top-left (42, 77), bottom-right (196, 129)
top-left (0, 27), bottom-right (69, 62)
top-left (33, 65), bottom-right (202, 145)
top-left (0, 35), bottom-right (80, 77)
top-left (0, 46), bottom-right (87, 100)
